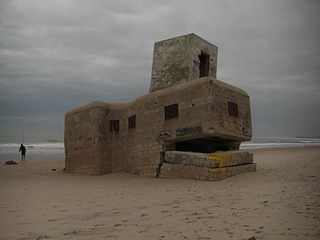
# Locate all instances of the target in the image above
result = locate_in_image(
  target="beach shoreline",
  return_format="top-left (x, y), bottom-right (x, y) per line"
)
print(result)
top-left (0, 146), bottom-right (319, 239)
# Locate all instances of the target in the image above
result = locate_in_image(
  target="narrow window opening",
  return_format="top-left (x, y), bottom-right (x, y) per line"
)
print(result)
top-left (199, 52), bottom-right (210, 77)
top-left (128, 115), bottom-right (136, 129)
top-left (228, 102), bottom-right (239, 117)
top-left (110, 120), bottom-right (119, 132)
top-left (164, 104), bottom-right (179, 120)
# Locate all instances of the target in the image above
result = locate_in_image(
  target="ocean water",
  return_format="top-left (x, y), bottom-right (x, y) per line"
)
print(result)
top-left (0, 142), bottom-right (65, 163)
top-left (240, 137), bottom-right (320, 150)
top-left (0, 137), bottom-right (320, 163)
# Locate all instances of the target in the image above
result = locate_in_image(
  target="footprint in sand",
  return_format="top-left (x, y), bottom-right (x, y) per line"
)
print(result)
top-left (16, 222), bottom-right (32, 225)
top-left (135, 205), bottom-right (147, 209)
top-left (105, 235), bottom-right (118, 239)
top-left (47, 218), bottom-right (59, 222)
top-left (140, 213), bottom-right (149, 217)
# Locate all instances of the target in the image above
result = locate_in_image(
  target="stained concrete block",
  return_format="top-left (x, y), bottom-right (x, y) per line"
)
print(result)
top-left (206, 151), bottom-right (253, 167)
top-left (159, 163), bottom-right (256, 181)
top-left (164, 150), bottom-right (253, 168)
top-left (164, 151), bottom-right (213, 167)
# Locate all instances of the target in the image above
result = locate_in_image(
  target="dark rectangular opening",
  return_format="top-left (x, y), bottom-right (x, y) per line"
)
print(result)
top-left (228, 102), bottom-right (239, 117)
top-left (128, 115), bottom-right (136, 129)
top-left (164, 104), bottom-right (179, 120)
top-left (199, 52), bottom-right (210, 77)
top-left (174, 138), bottom-right (240, 153)
top-left (110, 120), bottom-right (119, 132)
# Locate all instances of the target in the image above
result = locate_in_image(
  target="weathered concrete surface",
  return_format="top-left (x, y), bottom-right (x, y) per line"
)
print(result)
top-left (164, 150), bottom-right (253, 168)
top-left (164, 151), bottom-right (211, 167)
top-left (150, 33), bottom-right (218, 92)
top-left (206, 151), bottom-right (253, 167)
top-left (65, 78), bottom-right (252, 176)
top-left (160, 163), bottom-right (257, 181)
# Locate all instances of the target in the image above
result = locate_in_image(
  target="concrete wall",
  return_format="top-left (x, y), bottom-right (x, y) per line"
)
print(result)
top-left (149, 33), bottom-right (218, 92)
top-left (65, 77), bottom-right (252, 176)
top-left (64, 103), bottom-right (110, 175)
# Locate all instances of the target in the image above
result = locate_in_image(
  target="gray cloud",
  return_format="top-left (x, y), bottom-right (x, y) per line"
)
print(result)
top-left (1, 0), bottom-right (320, 142)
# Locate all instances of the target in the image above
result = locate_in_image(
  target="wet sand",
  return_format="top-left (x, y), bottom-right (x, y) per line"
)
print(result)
top-left (0, 147), bottom-right (319, 240)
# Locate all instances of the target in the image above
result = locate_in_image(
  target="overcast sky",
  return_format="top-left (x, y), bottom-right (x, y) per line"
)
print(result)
top-left (0, 0), bottom-right (319, 142)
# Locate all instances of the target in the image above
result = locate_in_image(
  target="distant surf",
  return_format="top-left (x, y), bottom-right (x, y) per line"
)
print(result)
top-left (240, 137), bottom-right (320, 150)
top-left (0, 137), bottom-right (320, 163)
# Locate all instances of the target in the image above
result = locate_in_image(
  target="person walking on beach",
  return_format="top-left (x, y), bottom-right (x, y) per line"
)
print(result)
top-left (19, 144), bottom-right (26, 161)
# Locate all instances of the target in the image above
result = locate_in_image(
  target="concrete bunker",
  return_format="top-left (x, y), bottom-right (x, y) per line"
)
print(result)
top-left (65, 33), bottom-right (255, 180)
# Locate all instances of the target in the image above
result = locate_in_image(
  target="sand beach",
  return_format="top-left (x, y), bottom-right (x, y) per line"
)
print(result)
top-left (0, 146), bottom-right (319, 240)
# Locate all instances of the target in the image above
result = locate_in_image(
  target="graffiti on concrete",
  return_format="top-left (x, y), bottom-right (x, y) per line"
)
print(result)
top-left (157, 130), bottom-right (172, 143)
top-left (176, 126), bottom-right (203, 137)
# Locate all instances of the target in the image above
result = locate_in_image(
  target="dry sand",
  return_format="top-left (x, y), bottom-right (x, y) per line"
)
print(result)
top-left (0, 147), bottom-right (319, 240)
